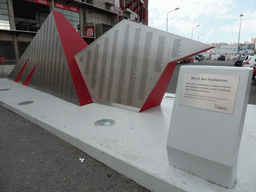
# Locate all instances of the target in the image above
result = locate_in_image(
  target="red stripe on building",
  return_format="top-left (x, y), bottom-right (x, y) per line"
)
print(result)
top-left (26, 0), bottom-right (79, 12)
top-left (22, 64), bottom-right (37, 86)
top-left (54, 2), bottom-right (79, 12)
top-left (34, 0), bottom-right (50, 6)
top-left (14, 56), bottom-right (30, 82)
top-left (52, 11), bottom-right (93, 106)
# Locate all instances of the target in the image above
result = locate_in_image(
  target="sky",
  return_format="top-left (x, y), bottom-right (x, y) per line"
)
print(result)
top-left (148, 0), bottom-right (256, 44)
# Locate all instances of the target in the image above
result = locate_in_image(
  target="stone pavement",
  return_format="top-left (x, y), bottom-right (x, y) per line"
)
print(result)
top-left (0, 105), bottom-right (150, 192)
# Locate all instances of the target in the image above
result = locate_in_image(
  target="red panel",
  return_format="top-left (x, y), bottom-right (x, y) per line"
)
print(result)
top-left (14, 56), bottom-right (30, 83)
top-left (139, 47), bottom-right (214, 112)
top-left (53, 11), bottom-right (93, 106)
top-left (139, 62), bottom-right (176, 112)
top-left (23, 64), bottom-right (37, 86)
top-left (25, 0), bottom-right (79, 12)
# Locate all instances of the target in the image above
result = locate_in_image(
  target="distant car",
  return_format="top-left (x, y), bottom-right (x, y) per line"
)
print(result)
top-left (217, 55), bottom-right (225, 61)
top-left (243, 56), bottom-right (256, 68)
top-left (197, 54), bottom-right (204, 61)
top-left (253, 64), bottom-right (256, 81)
top-left (194, 55), bottom-right (203, 62)
top-left (177, 57), bottom-right (192, 64)
top-left (234, 55), bottom-right (248, 67)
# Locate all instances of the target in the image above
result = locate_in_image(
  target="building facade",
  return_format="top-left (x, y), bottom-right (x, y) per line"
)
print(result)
top-left (0, 0), bottom-right (148, 63)
top-left (208, 42), bottom-right (255, 56)
top-left (250, 37), bottom-right (256, 44)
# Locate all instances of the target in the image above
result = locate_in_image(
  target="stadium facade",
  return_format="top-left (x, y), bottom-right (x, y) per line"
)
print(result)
top-left (0, 0), bottom-right (148, 63)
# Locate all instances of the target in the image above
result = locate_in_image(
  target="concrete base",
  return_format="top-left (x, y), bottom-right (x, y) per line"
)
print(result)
top-left (0, 78), bottom-right (256, 192)
top-left (167, 147), bottom-right (236, 189)
top-left (0, 65), bottom-right (15, 76)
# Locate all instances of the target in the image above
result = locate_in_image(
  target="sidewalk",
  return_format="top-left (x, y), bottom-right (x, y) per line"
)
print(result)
top-left (1, 78), bottom-right (256, 192)
top-left (0, 105), bottom-right (149, 192)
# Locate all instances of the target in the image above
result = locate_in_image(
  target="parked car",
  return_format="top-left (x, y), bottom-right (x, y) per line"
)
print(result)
top-left (217, 55), bottom-right (225, 61)
top-left (243, 56), bottom-right (256, 68)
top-left (197, 54), bottom-right (204, 61)
top-left (177, 57), bottom-right (192, 64)
top-left (194, 55), bottom-right (203, 62)
top-left (252, 64), bottom-right (256, 81)
top-left (234, 55), bottom-right (248, 67)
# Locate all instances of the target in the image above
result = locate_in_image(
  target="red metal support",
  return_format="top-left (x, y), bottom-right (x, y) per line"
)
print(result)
top-left (121, 0), bottom-right (148, 25)
top-left (122, 0), bottom-right (125, 10)
top-left (146, 0), bottom-right (148, 24)
top-left (133, 5), bottom-right (139, 12)
top-left (137, 0), bottom-right (140, 22)
top-left (142, 2), bottom-right (144, 23)
top-left (125, 1), bottom-right (133, 9)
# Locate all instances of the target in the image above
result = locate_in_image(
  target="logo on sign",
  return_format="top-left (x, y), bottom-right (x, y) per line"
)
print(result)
top-left (38, 0), bottom-right (48, 4)
top-left (70, 7), bottom-right (78, 12)
top-left (86, 27), bottom-right (94, 37)
top-left (56, 3), bottom-right (64, 8)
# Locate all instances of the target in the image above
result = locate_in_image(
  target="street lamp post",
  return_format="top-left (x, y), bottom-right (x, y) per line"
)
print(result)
top-left (166, 7), bottom-right (179, 32)
top-left (237, 14), bottom-right (244, 53)
top-left (191, 25), bottom-right (200, 39)
top-left (49, 0), bottom-right (55, 11)
top-left (198, 33), bottom-right (204, 41)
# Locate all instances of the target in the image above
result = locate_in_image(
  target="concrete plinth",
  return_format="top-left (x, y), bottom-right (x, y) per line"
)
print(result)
top-left (0, 78), bottom-right (255, 192)
top-left (0, 65), bottom-right (15, 77)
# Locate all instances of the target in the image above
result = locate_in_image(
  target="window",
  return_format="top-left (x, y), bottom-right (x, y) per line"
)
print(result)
top-left (55, 8), bottom-right (80, 31)
top-left (0, 41), bottom-right (15, 61)
top-left (0, 0), bottom-right (10, 30)
top-left (13, 0), bottom-right (50, 31)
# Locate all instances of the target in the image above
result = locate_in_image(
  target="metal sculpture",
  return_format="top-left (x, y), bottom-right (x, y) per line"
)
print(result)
top-left (9, 11), bottom-right (92, 106)
top-left (75, 20), bottom-right (212, 112)
top-left (9, 11), bottom-right (212, 112)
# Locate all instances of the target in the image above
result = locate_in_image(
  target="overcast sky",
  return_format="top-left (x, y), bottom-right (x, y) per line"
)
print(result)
top-left (148, 0), bottom-right (256, 44)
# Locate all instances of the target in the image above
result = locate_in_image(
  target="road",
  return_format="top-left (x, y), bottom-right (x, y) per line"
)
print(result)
top-left (0, 105), bottom-right (150, 192)
top-left (166, 59), bottom-right (256, 105)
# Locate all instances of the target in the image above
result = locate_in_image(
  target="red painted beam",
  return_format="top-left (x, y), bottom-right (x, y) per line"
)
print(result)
top-left (137, 0), bottom-right (140, 21)
top-left (142, 3), bottom-right (144, 23)
top-left (14, 56), bottom-right (30, 83)
top-left (22, 64), bottom-right (37, 86)
top-left (125, 1), bottom-right (132, 9)
top-left (139, 46), bottom-right (214, 112)
top-left (53, 11), bottom-right (93, 106)
top-left (121, 0), bottom-right (125, 10)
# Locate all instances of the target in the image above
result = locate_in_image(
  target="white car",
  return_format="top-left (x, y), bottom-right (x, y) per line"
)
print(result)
top-left (243, 56), bottom-right (256, 67)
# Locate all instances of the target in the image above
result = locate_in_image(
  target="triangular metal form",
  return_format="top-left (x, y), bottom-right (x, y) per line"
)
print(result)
top-left (75, 20), bottom-right (213, 112)
top-left (9, 11), bottom-right (93, 106)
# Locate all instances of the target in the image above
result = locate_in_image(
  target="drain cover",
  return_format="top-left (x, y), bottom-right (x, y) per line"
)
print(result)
top-left (165, 96), bottom-right (175, 99)
top-left (0, 88), bottom-right (10, 91)
top-left (94, 119), bottom-right (116, 126)
top-left (18, 101), bottom-right (34, 105)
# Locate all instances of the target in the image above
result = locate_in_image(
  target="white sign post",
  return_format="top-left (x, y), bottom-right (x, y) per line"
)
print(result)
top-left (167, 66), bottom-right (253, 188)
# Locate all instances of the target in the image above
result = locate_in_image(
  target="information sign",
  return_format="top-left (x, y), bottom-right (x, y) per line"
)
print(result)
top-left (179, 73), bottom-right (239, 114)
top-left (167, 66), bottom-right (253, 188)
